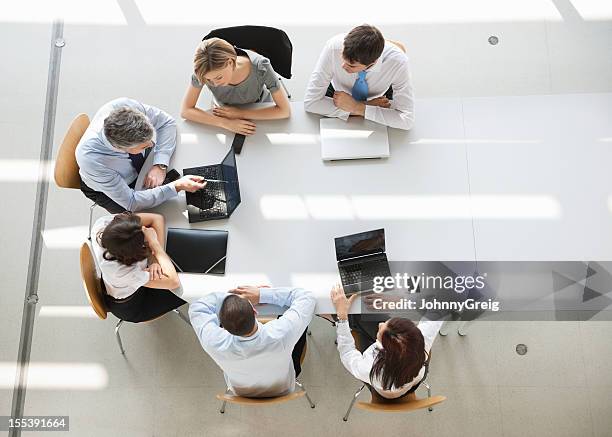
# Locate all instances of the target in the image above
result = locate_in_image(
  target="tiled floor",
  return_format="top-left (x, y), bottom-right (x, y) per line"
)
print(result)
top-left (2, 2), bottom-right (612, 436)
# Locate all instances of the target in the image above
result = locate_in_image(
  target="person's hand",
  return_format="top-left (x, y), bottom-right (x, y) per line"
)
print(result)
top-left (330, 283), bottom-right (359, 320)
top-left (221, 118), bottom-right (257, 136)
top-left (229, 284), bottom-right (270, 305)
top-left (141, 226), bottom-right (159, 247)
top-left (212, 105), bottom-right (243, 120)
top-left (333, 91), bottom-right (365, 115)
top-left (366, 96), bottom-right (391, 108)
top-left (173, 175), bottom-right (207, 193)
top-left (144, 165), bottom-right (167, 189)
top-left (363, 292), bottom-right (401, 310)
top-left (145, 262), bottom-right (166, 281)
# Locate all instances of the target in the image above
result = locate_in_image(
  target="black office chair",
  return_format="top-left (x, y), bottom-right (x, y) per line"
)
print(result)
top-left (203, 25), bottom-right (293, 98)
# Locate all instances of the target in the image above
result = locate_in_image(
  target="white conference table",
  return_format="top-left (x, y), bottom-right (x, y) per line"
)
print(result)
top-left (138, 94), bottom-right (612, 314)
top-left (138, 100), bottom-right (474, 313)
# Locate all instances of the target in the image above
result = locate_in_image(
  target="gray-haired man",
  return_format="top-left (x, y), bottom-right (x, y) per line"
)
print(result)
top-left (76, 97), bottom-right (206, 212)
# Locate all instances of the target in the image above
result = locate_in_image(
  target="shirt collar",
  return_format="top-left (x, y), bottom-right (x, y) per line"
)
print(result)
top-left (237, 321), bottom-right (262, 342)
top-left (366, 54), bottom-right (383, 73)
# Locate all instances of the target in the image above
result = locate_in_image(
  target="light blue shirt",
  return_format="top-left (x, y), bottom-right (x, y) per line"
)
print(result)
top-left (189, 287), bottom-right (316, 398)
top-left (75, 97), bottom-right (178, 211)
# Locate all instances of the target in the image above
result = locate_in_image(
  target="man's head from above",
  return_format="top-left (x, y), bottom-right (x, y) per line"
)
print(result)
top-left (104, 107), bottom-right (154, 154)
top-left (342, 24), bottom-right (385, 74)
top-left (219, 294), bottom-right (257, 336)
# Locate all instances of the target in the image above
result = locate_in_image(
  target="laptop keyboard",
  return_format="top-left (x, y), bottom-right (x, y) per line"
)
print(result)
top-left (184, 165), bottom-right (227, 221)
top-left (340, 258), bottom-right (391, 285)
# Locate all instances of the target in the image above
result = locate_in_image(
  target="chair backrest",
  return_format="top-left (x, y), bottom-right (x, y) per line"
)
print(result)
top-left (54, 113), bottom-right (90, 189)
top-left (357, 392), bottom-right (446, 412)
top-left (80, 242), bottom-right (107, 320)
top-left (216, 390), bottom-right (305, 406)
top-left (203, 26), bottom-right (293, 79)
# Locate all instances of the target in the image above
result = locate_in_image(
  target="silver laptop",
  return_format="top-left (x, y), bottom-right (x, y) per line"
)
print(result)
top-left (320, 117), bottom-right (390, 161)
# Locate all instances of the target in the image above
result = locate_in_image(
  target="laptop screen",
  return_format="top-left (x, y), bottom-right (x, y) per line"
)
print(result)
top-left (220, 148), bottom-right (241, 215)
top-left (335, 229), bottom-right (386, 261)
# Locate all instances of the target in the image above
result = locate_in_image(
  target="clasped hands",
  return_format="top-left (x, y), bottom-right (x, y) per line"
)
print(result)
top-left (332, 91), bottom-right (391, 115)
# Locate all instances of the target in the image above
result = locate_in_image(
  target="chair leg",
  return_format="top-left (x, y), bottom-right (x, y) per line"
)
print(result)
top-left (422, 382), bottom-right (433, 411)
top-left (295, 380), bottom-right (315, 409)
top-left (457, 320), bottom-right (473, 336)
top-left (278, 76), bottom-right (291, 99)
top-left (219, 388), bottom-right (230, 414)
top-left (173, 308), bottom-right (191, 326)
top-left (115, 319), bottom-right (125, 355)
top-left (307, 330), bottom-right (312, 336)
top-left (343, 384), bottom-right (365, 422)
top-left (88, 202), bottom-right (97, 241)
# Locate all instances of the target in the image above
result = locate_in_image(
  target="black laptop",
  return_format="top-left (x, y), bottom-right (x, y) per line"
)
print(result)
top-left (184, 147), bottom-right (241, 223)
top-left (165, 228), bottom-right (228, 274)
top-left (335, 229), bottom-right (392, 295)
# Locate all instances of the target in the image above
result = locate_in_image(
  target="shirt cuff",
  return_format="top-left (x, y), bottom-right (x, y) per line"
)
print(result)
top-left (162, 182), bottom-right (178, 196)
top-left (336, 318), bottom-right (352, 336)
top-left (259, 288), bottom-right (274, 305)
top-left (338, 110), bottom-right (351, 121)
top-left (364, 104), bottom-right (377, 122)
top-left (152, 153), bottom-right (171, 167)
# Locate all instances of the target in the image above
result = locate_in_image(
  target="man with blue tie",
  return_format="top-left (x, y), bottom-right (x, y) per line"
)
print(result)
top-left (304, 25), bottom-right (415, 130)
top-left (76, 97), bottom-right (206, 213)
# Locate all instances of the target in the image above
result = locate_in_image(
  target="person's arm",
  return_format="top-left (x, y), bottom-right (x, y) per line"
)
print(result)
top-left (363, 61), bottom-right (415, 130)
top-left (336, 319), bottom-right (376, 384)
top-left (418, 318), bottom-right (444, 354)
top-left (329, 283), bottom-right (372, 383)
top-left (136, 212), bottom-right (165, 247)
top-left (140, 102), bottom-right (176, 167)
top-left (85, 163), bottom-right (178, 211)
top-left (214, 88), bottom-right (291, 120)
top-left (189, 293), bottom-right (233, 352)
top-left (303, 42), bottom-right (350, 120)
top-left (230, 286), bottom-right (316, 347)
top-left (141, 226), bottom-right (179, 289)
top-left (180, 84), bottom-right (257, 135)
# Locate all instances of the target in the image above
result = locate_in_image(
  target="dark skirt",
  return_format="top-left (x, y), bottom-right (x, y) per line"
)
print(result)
top-left (103, 283), bottom-right (187, 323)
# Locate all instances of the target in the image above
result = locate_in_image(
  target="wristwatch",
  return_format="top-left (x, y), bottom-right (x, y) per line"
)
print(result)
top-left (156, 164), bottom-right (168, 170)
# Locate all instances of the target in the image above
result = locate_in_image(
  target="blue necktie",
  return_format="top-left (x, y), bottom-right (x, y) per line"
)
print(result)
top-left (351, 71), bottom-right (368, 102)
top-left (128, 152), bottom-right (146, 173)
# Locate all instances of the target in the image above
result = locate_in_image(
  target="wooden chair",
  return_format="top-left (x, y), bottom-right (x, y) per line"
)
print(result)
top-left (217, 316), bottom-right (315, 413)
top-left (54, 114), bottom-right (98, 239)
top-left (79, 242), bottom-right (190, 355)
top-left (342, 329), bottom-right (445, 421)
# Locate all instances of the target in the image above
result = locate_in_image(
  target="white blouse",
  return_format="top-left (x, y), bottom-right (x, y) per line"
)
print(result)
top-left (91, 215), bottom-right (150, 299)
top-left (336, 318), bottom-right (443, 398)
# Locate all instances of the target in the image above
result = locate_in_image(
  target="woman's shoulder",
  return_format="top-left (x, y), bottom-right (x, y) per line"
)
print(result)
top-left (243, 49), bottom-right (274, 73)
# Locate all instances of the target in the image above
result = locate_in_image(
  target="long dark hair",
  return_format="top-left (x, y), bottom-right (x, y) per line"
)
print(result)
top-left (370, 317), bottom-right (426, 391)
top-left (96, 212), bottom-right (149, 266)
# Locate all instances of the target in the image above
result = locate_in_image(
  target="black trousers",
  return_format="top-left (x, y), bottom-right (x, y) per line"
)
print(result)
top-left (325, 84), bottom-right (394, 100)
top-left (103, 283), bottom-right (187, 323)
top-left (80, 178), bottom-right (138, 214)
top-left (291, 327), bottom-right (309, 377)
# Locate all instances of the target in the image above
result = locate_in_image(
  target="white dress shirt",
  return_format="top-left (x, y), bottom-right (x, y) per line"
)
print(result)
top-left (189, 287), bottom-right (316, 398)
top-left (90, 215), bottom-right (150, 299)
top-left (304, 34), bottom-right (415, 130)
top-left (76, 97), bottom-right (178, 211)
top-left (336, 318), bottom-right (443, 399)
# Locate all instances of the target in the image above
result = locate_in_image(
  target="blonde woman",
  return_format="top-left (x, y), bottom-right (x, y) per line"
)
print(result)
top-left (180, 38), bottom-right (291, 136)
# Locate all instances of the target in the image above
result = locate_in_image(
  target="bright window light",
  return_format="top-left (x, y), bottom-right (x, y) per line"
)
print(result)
top-left (1, 0), bottom-right (126, 24)
top-left (266, 133), bottom-right (319, 145)
top-left (179, 273), bottom-right (271, 299)
top-left (180, 133), bottom-right (198, 145)
top-left (42, 225), bottom-right (88, 249)
top-left (411, 138), bottom-right (540, 145)
top-left (290, 273), bottom-right (341, 291)
top-left (260, 195), bottom-right (309, 220)
top-left (0, 159), bottom-right (55, 182)
top-left (39, 306), bottom-right (97, 318)
top-left (260, 194), bottom-right (562, 220)
top-left (133, 0), bottom-right (561, 25)
top-left (598, 138), bottom-right (612, 143)
top-left (0, 362), bottom-right (108, 390)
